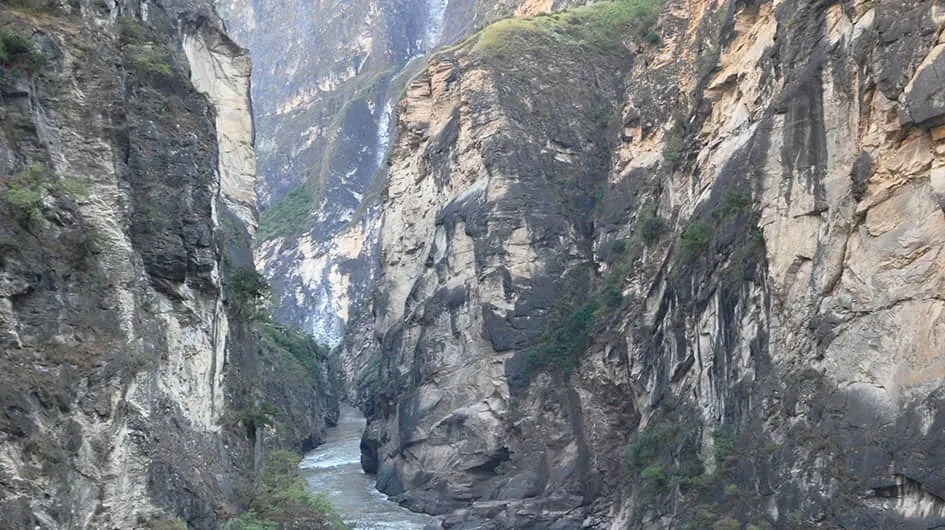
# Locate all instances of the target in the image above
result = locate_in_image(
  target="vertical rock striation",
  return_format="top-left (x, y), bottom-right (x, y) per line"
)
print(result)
top-left (354, 0), bottom-right (945, 528)
top-left (0, 1), bottom-right (335, 528)
top-left (220, 0), bottom-right (589, 397)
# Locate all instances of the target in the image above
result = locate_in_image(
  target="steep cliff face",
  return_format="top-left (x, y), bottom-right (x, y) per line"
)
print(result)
top-left (357, 0), bottom-right (945, 527)
top-left (219, 0), bottom-right (589, 381)
top-left (0, 2), bottom-right (335, 528)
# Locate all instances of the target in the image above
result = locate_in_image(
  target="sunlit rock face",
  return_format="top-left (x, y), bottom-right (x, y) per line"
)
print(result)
top-left (350, 0), bottom-right (945, 528)
top-left (219, 0), bottom-right (588, 389)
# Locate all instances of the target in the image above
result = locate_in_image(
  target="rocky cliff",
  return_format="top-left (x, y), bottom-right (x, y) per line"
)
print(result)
top-left (352, 0), bottom-right (945, 528)
top-left (218, 0), bottom-right (590, 392)
top-left (0, 1), bottom-right (335, 528)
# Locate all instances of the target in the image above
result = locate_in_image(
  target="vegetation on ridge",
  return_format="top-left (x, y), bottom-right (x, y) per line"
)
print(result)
top-left (257, 185), bottom-right (315, 242)
top-left (473, 0), bottom-right (662, 57)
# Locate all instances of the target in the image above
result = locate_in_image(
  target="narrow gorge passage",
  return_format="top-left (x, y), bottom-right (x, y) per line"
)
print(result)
top-left (300, 405), bottom-right (433, 529)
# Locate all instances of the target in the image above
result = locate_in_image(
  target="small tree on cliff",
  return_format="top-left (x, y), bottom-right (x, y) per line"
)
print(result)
top-left (228, 267), bottom-right (270, 320)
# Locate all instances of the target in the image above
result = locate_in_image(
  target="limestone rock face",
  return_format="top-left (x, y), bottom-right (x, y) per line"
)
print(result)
top-left (219, 0), bottom-right (589, 393)
top-left (0, 2), bottom-right (334, 528)
top-left (355, 0), bottom-right (945, 528)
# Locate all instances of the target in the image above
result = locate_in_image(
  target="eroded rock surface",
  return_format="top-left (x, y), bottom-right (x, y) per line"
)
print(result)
top-left (0, 2), bottom-right (335, 528)
top-left (220, 0), bottom-right (589, 396)
top-left (353, 0), bottom-right (945, 528)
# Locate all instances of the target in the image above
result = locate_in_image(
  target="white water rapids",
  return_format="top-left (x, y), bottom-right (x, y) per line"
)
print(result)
top-left (300, 405), bottom-right (433, 529)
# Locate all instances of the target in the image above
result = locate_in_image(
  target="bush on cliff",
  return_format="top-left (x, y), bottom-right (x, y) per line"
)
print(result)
top-left (228, 267), bottom-right (270, 319)
top-left (0, 28), bottom-right (44, 76)
top-left (228, 450), bottom-right (347, 530)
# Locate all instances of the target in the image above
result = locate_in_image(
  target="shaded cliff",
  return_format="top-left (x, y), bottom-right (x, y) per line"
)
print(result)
top-left (354, 0), bottom-right (945, 528)
top-left (0, 1), bottom-right (336, 528)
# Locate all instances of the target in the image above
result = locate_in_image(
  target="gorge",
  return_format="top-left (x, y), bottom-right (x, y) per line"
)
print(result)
top-left (3, 0), bottom-right (945, 529)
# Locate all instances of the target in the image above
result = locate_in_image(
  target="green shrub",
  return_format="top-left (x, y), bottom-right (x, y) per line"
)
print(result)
top-left (626, 421), bottom-right (677, 471)
top-left (5, 0), bottom-right (58, 14)
top-left (57, 176), bottom-right (89, 198)
top-left (117, 16), bottom-right (149, 44)
top-left (257, 185), bottom-right (315, 242)
top-left (228, 267), bottom-right (270, 319)
top-left (626, 417), bottom-right (706, 497)
top-left (526, 295), bottom-right (599, 377)
top-left (713, 426), bottom-right (737, 468)
top-left (239, 450), bottom-right (347, 529)
top-left (0, 28), bottom-right (44, 75)
top-left (236, 403), bottom-right (281, 431)
top-left (679, 219), bottom-right (713, 262)
top-left (3, 163), bottom-right (93, 223)
top-left (6, 185), bottom-right (43, 222)
top-left (127, 45), bottom-right (173, 76)
top-left (0, 234), bottom-right (18, 257)
top-left (525, 249), bottom-right (639, 381)
top-left (640, 465), bottom-right (667, 488)
top-left (712, 516), bottom-right (742, 530)
top-left (719, 187), bottom-right (751, 217)
top-left (639, 209), bottom-right (665, 246)
top-left (599, 284), bottom-right (623, 309)
top-left (662, 131), bottom-right (684, 171)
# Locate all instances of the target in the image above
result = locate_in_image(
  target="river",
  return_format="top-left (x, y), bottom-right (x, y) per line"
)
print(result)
top-left (300, 404), bottom-right (433, 529)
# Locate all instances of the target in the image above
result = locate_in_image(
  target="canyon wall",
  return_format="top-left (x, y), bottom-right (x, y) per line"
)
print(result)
top-left (354, 0), bottom-right (945, 528)
top-left (219, 0), bottom-right (589, 394)
top-left (0, 1), bottom-right (335, 528)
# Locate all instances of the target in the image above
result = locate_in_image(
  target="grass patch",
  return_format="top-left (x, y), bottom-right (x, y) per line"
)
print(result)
top-left (0, 28), bottom-right (44, 76)
top-left (257, 185), bottom-right (315, 242)
top-left (473, 0), bottom-right (662, 57)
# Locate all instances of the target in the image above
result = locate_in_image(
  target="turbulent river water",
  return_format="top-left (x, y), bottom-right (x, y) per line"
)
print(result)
top-left (300, 404), bottom-right (433, 529)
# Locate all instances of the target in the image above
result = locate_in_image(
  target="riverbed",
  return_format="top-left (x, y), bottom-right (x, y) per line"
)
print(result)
top-left (300, 405), bottom-right (433, 529)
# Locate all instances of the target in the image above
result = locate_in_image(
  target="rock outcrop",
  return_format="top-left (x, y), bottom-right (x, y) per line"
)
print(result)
top-left (0, 2), bottom-right (335, 528)
top-left (353, 0), bottom-right (945, 528)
